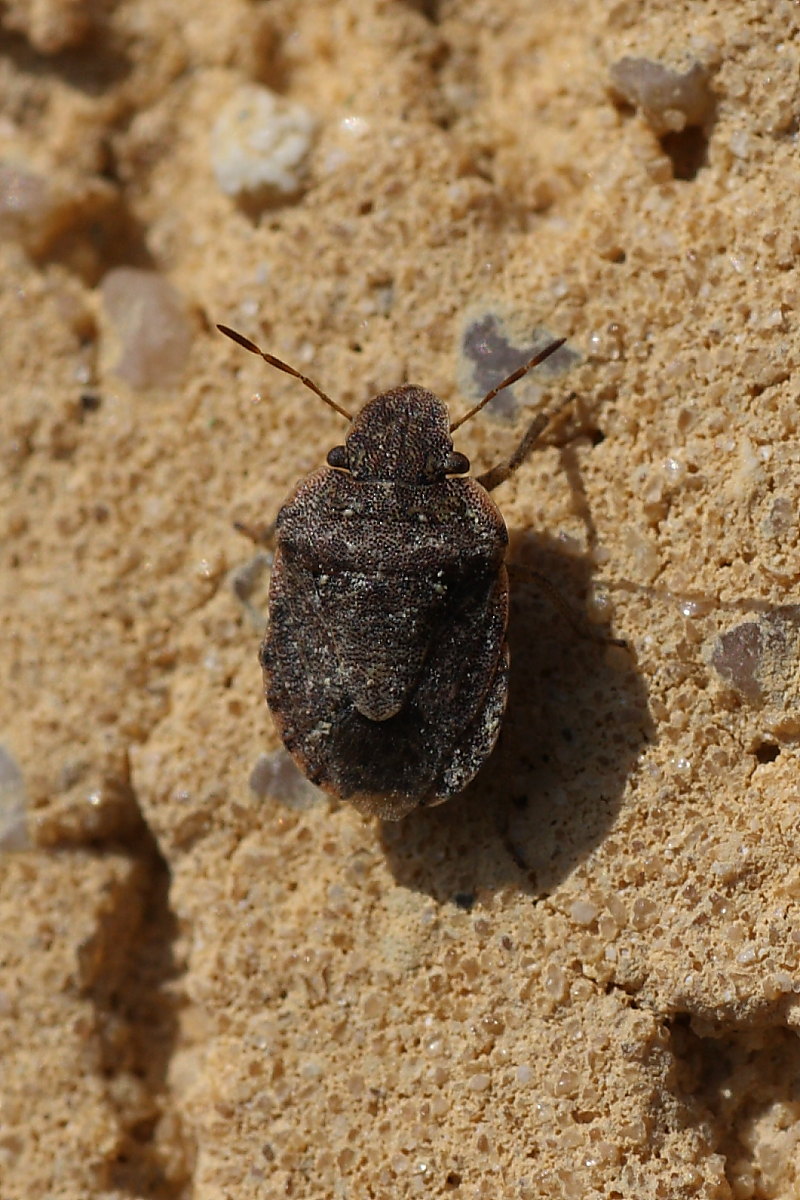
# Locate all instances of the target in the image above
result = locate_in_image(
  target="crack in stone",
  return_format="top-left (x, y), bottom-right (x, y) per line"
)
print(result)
top-left (76, 796), bottom-right (194, 1198)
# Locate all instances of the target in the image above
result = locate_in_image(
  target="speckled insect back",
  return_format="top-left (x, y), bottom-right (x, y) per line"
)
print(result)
top-left (219, 324), bottom-right (568, 819)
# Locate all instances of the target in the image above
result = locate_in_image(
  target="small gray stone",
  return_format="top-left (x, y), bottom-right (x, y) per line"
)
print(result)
top-left (0, 745), bottom-right (30, 852)
top-left (609, 58), bottom-right (715, 135)
top-left (100, 268), bottom-right (193, 390)
top-left (249, 750), bottom-right (322, 811)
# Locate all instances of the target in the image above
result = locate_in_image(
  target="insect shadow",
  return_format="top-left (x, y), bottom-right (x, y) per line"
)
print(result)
top-left (380, 527), bottom-right (653, 902)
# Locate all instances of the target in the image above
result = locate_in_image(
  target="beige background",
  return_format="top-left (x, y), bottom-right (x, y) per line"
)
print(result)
top-left (1, 1), bottom-right (799, 1196)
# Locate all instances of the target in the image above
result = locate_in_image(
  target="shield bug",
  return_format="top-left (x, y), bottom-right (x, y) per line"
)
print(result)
top-left (220, 323), bottom-right (569, 819)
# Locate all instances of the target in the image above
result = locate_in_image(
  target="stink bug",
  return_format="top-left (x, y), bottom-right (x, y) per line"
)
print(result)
top-left (220, 323), bottom-right (569, 819)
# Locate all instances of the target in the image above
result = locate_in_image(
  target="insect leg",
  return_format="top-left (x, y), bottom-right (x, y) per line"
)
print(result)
top-left (475, 393), bottom-right (576, 493)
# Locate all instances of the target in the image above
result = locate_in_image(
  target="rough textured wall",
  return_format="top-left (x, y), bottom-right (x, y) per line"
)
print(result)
top-left (1, 1), bottom-right (799, 1197)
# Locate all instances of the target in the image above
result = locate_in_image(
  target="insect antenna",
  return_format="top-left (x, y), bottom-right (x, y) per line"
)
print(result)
top-left (217, 324), bottom-right (353, 421)
top-left (450, 337), bottom-right (567, 433)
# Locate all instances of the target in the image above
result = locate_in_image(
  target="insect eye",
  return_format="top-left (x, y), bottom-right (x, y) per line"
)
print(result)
top-left (327, 445), bottom-right (349, 470)
top-left (444, 451), bottom-right (470, 476)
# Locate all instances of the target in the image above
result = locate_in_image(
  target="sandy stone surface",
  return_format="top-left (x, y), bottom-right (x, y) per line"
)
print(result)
top-left (2, 1), bottom-right (800, 1197)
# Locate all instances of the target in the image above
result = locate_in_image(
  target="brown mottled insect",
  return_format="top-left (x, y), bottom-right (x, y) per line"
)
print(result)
top-left (219, 323), bottom-right (568, 820)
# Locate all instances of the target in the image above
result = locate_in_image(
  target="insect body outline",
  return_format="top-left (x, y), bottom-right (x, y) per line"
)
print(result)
top-left (219, 324), bottom-right (568, 819)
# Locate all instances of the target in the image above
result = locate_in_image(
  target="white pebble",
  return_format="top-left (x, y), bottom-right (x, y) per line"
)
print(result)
top-left (467, 1073), bottom-right (491, 1092)
top-left (569, 899), bottom-right (598, 926)
top-left (211, 84), bottom-right (317, 200)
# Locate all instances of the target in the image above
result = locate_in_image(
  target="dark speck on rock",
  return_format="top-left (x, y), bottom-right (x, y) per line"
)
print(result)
top-left (710, 606), bottom-right (800, 710)
top-left (461, 314), bottom-right (579, 420)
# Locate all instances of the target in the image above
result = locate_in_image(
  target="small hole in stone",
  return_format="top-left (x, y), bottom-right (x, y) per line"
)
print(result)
top-left (402, 0), bottom-right (441, 20)
top-left (753, 741), bottom-right (779, 764)
top-left (660, 126), bottom-right (708, 180)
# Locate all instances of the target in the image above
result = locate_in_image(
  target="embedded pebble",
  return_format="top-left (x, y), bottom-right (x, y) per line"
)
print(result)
top-left (0, 164), bottom-right (52, 246)
top-left (229, 552), bottom-right (272, 632)
top-left (0, 162), bottom-right (119, 266)
top-left (710, 607), bottom-right (800, 709)
top-left (467, 1073), bottom-right (491, 1092)
top-left (100, 268), bottom-right (193, 389)
top-left (569, 898), bottom-right (598, 927)
top-left (710, 621), bottom-right (764, 704)
top-left (211, 84), bottom-right (317, 202)
top-left (609, 58), bottom-right (715, 135)
top-left (542, 963), bottom-right (568, 1002)
top-left (0, 163), bottom-right (85, 257)
top-left (0, 745), bottom-right (30, 852)
top-left (249, 750), bottom-right (322, 811)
